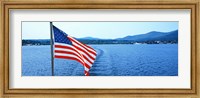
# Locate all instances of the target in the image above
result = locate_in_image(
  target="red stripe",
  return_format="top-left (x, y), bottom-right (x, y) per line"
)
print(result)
top-left (55, 45), bottom-right (82, 58)
top-left (84, 70), bottom-right (90, 76)
top-left (54, 48), bottom-right (91, 69)
top-left (73, 45), bottom-right (95, 60)
top-left (68, 37), bottom-right (97, 55)
top-left (84, 63), bottom-right (91, 69)
top-left (55, 50), bottom-right (81, 58)
top-left (73, 43), bottom-right (97, 56)
top-left (55, 44), bottom-right (94, 64)
top-left (82, 55), bottom-right (93, 64)
top-left (55, 55), bottom-right (85, 66)
top-left (55, 50), bottom-right (83, 62)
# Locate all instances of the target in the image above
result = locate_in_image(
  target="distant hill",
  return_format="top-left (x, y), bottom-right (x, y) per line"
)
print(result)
top-left (152, 30), bottom-right (178, 41)
top-left (22, 30), bottom-right (178, 45)
top-left (77, 37), bottom-right (101, 40)
top-left (116, 30), bottom-right (178, 41)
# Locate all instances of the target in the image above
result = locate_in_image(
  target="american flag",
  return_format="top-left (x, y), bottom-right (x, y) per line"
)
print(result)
top-left (52, 25), bottom-right (97, 76)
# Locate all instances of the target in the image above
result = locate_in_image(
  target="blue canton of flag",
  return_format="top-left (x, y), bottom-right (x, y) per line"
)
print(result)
top-left (53, 26), bottom-right (72, 45)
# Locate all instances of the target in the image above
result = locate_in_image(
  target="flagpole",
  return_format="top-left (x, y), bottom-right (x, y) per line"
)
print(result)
top-left (50, 22), bottom-right (54, 76)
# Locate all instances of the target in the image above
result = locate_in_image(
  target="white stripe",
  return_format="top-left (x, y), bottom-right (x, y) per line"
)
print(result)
top-left (55, 53), bottom-right (90, 71)
top-left (54, 43), bottom-right (84, 59)
top-left (72, 41), bottom-right (96, 58)
top-left (54, 43), bottom-right (96, 64)
top-left (55, 48), bottom-right (93, 67)
top-left (68, 36), bottom-right (96, 53)
top-left (84, 67), bottom-right (89, 71)
top-left (55, 53), bottom-right (89, 71)
top-left (54, 48), bottom-right (83, 59)
top-left (54, 43), bottom-right (84, 61)
top-left (73, 47), bottom-right (96, 64)
top-left (85, 61), bottom-right (92, 67)
top-left (54, 43), bottom-right (93, 67)
top-left (54, 42), bottom-right (71, 46)
top-left (55, 53), bottom-right (85, 65)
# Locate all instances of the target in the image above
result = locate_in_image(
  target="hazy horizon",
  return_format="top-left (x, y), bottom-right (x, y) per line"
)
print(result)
top-left (22, 22), bottom-right (178, 40)
top-left (22, 29), bottom-right (178, 40)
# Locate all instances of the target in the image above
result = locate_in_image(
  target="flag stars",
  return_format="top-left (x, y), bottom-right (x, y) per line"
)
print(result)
top-left (53, 26), bottom-right (72, 45)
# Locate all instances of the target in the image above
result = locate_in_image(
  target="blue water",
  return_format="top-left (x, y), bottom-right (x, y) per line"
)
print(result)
top-left (22, 44), bottom-right (178, 76)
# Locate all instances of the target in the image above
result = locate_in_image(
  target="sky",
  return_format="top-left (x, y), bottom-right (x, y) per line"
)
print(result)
top-left (22, 21), bottom-right (178, 39)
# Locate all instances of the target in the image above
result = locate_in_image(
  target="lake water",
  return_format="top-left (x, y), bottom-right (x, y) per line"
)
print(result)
top-left (22, 44), bottom-right (178, 76)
